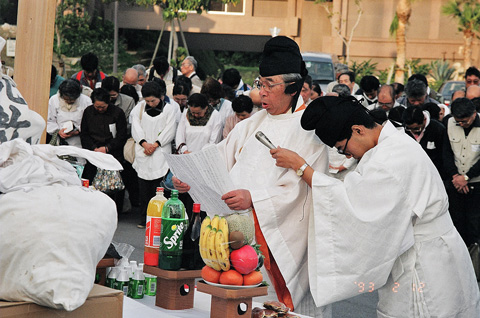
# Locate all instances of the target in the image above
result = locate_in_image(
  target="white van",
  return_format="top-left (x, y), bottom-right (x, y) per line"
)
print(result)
top-left (302, 52), bottom-right (336, 92)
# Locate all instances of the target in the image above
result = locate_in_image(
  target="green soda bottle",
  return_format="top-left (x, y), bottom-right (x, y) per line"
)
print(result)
top-left (158, 190), bottom-right (188, 270)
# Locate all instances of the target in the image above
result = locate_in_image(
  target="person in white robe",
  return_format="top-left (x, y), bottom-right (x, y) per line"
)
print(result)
top-left (270, 96), bottom-right (480, 318)
top-left (175, 93), bottom-right (223, 154)
top-left (173, 36), bottom-right (331, 317)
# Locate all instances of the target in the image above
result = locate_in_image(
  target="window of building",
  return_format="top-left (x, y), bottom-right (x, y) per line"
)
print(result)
top-left (208, 0), bottom-right (244, 14)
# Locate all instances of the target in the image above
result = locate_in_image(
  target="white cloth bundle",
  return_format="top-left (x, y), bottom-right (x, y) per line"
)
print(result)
top-left (0, 139), bottom-right (119, 310)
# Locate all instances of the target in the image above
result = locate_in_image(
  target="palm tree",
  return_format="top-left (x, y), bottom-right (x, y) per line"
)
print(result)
top-left (390, 0), bottom-right (413, 84)
top-left (442, 0), bottom-right (480, 69)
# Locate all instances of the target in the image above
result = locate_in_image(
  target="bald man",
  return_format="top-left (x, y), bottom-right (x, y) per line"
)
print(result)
top-left (375, 85), bottom-right (403, 114)
top-left (121, 68), bottom-right (142, 99)
top-left (466, 85), bottom-right (480, 100)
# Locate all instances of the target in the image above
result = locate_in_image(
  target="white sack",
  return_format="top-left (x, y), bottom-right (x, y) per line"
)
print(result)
top-left (0, 139), bottom-right (118, 310)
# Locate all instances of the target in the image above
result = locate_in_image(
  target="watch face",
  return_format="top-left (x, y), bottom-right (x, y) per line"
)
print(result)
top-left (297, 169), bottom-right (303, 176)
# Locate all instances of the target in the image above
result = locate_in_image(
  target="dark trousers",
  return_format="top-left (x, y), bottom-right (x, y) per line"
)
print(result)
top-left (447, 182), bottom-right (480, 246)
top-left (122, 161), bottom-right (140, 207)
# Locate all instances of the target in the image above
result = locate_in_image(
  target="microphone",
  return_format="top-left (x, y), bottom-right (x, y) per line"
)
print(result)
top-left (255, 131), bottom-right (276, 150)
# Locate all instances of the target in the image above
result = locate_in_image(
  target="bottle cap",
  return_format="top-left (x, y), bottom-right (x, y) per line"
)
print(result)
top-left (117, 269), bottom-right (129, 282)
top-left (156, 187), bottom-right (164, 193)
top-left (193, 203), bottom-right (201, 213)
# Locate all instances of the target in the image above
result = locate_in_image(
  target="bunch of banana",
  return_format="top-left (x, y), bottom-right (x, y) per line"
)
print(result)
top-left (199, 215), bottom-right (230, 271)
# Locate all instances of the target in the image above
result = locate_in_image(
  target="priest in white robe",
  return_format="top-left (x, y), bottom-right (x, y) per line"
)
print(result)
top-left (270, 96), bottom-right (480, 318)
top-left (174, 36), bottom-right (330, 317)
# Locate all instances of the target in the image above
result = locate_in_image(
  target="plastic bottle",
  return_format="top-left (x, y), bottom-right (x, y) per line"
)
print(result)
top-left (116, 269), bottom-right (130, 295)
top-left (106, 267), bottom-right (119, 289)
top-left (144, 187), bottom-right (168, 266)
top-left (129, 268), bottom-right (145, 299)
top-left (158, 190), bottom-right (188, 270)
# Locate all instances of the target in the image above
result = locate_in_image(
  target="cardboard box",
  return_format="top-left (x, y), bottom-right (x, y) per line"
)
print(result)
top-left (0, 284), bottom-right (123, 318)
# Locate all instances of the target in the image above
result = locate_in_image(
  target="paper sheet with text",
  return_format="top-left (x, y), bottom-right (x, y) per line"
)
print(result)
top-left (164, 145), bottom-right (236, 216)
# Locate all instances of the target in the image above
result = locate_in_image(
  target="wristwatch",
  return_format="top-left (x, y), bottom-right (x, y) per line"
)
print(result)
top-left (296, 163), bottom-right (309, 177)
top-left (464, 175), bottom-right (470, 181)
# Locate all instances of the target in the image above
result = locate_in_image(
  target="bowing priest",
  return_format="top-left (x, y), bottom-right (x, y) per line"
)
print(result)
top-left (173, 36), bottom-right (330, 317)
top-left (270, 96), bottom-right (480, 318)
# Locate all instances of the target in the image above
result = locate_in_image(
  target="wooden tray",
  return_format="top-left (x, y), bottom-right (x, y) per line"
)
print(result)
top-left (197, 281), bottom-right (268, 318)
top-left (143, 265), bottom-right (202, 310)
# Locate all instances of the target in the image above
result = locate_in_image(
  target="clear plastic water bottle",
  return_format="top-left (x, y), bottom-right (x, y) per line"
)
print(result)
top-left (158, 190), bottom-right (188, 270)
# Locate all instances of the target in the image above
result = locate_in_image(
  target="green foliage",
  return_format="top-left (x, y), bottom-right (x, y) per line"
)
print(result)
top-left (429, 60), bottom-right (456, 91)
top-left (215, 51), bottom-right (262, 68)
top-left (377, 69), bottom-right (390, 85)
top-left (405, 59), bottom-right (430, 77)
top-left (190, 49), bottom-right (224, 80)
top-left (349, 59), bottom-right (378, 83)
top-left (0, 0), bottom-right (15, 24)
top-left (442, 0), bottom-right (480, 35)
top-left (389, 13), bottom-right (398, 37)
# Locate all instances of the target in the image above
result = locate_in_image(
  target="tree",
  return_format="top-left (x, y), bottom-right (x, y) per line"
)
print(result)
top-left (389, 0), bottom-right (413, 84)
top-left (315, 0), bottom-right (363, 64)
top-left (442, 0), bottom-right (480, 69)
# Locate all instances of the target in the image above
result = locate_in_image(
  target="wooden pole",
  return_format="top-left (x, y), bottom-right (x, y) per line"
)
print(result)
top-left (14, 0), bottom-right (57, 144)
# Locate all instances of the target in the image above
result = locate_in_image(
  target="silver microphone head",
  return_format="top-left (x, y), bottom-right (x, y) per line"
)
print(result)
top-left (255, 131), bottom-right (276, 150)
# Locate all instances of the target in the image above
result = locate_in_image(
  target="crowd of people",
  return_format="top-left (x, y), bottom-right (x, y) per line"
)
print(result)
top-left (46, 41), bottom-right (480, 317)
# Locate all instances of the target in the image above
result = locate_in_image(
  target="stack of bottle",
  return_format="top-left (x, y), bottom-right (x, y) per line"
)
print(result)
top-left (105, 261), bottom-right (157, 298)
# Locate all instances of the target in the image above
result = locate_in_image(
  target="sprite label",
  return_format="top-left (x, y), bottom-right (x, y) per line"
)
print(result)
top-left (159, 218), bottom-right (187, 252)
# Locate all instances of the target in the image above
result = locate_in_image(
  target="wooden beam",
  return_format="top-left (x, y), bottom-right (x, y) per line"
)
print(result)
top-left (14, 0), bottom-right (57, 144)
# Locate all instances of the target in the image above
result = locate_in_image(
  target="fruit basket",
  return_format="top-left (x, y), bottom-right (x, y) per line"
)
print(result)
top-left (143, 265), bottom-right (202, 310)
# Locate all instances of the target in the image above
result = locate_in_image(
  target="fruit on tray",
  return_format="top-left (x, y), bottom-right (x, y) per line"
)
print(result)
top-left (230, 244), bottom-right (258, 274)
top-left (219, 269), bottom-right (243, 286)
top-left (229, 231), bottom-right (245, 250)
top-left (243, 270), bottom-right (263, 286)
top-left (201, 265), bottom-right (222, 284)
top-left (226, 213), bottom-right (255, 245)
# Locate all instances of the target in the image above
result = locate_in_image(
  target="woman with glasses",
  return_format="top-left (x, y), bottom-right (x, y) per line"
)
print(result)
top-left (47, 78), bottom-right (91, 147)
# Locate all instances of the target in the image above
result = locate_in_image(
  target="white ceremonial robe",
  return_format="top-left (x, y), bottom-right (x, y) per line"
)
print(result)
top-left (217, 107), bottom-right (330, 313)
top-left (176, 109), bottom-right (223, 153)
top-left (131, 101), bottom-right (177, 180)
top-left (309, 121), bottom-right (480, 318)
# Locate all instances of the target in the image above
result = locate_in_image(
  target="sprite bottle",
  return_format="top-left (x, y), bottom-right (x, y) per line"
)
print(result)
top-left (158, 190), bottom-right (188, 270)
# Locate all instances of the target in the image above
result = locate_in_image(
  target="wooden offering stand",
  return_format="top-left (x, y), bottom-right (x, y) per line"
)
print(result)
top-left (197, 281), bottom-right (268, 318)
top-left (143, 265), bottom-right (202, 310)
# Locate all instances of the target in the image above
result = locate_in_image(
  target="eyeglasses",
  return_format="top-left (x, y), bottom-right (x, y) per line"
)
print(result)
top-left (253, 79), bottom-right (292, 92)
top-left (455, 114), bottom-right (475, 126)
top-left (405, 127), bottom-right (423, 133)
top-left (377, 101), bottom-right (394, 108)
top-left (337, 135), bottom-right (351, 155)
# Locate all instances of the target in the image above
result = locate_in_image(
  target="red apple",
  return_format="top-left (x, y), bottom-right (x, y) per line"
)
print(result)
top-left (230, 245), bottom-right (259, 275)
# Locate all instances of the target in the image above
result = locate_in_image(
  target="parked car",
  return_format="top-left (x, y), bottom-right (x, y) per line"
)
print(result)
top-left (439, 80), bottom-right (465, 106)
top-left (302, 52), bottom-right (335, 93)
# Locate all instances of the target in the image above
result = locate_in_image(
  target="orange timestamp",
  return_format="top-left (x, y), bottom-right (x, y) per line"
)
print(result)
top-left (354, 282), bottom-right (426, 293)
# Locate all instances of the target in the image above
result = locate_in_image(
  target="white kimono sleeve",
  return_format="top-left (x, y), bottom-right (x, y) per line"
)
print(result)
top-left (309, 163), bottom-right (415, 307)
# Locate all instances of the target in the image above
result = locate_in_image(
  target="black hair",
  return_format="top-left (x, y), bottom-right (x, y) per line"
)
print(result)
top-left (222, 84), bottom-right (236, 101)
top-left (58, 79), bottom-right (82, 100)
top-left (332, 84), bottom-right (351, 97)
top-left (369, 108), bottom-right (387, 125)
top-left (465, 66), bottom-right (480, 79)
top-left (80, 52), bottom-right (99, 72)
top-left (200, 77), bottom-right (224, 100)
top-left (173, 82), bottom-right (191, 97)
top-left (175, 75), bottom-right (193, 89)
top-left (101, 76), bottom-right (120, 93)
top-left (360, 75), bottom-right (380, 92)
top-left (421, 102), bottom-right (440, 121)
top-left (388, 106), bottom-right (406, 127)
top-left (141, 81), bottom-right (163, 99)
top-left (51, 65), bottom-right (57, 85)
top-left (471, 97), bottom-right (480, 112)
top-left (451, 97), bottom-right (475, 118)
top-left (304, 75), bottom-right (313, 89)
top-left (403, 106), bottom-right (424, 126)
top-left (232, 95), bottom-right (254, 114)
top-left (392, 82), bottom-right (404, 97)
top-left (188, 93), bottom-right (209, 109)
top-left (151, 78), bottom-right (167, 96)
top-left (153, 57), bottom-right (170, 77)
top-left (222, 68), bottom-right (241, 88)
top-left (408, 74), bottom-right (428, 87)
top-left (338, 71), bottom-right (355, 82)
top-left (312, 80), bottom-right (322, 96)
top-left (337, 98), bottom-right (376, 141)
top-left (120, 84), bottom-right (139, 104)
top-left (90, 88), bottom-right (111, 105)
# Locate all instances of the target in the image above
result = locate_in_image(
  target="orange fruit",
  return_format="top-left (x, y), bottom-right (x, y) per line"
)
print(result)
top-left (201, 265), bottom-right (221, 284)
top-left (219, 269), bottom-right (243, 286)
top-left (243, 270), bottom-right (263, 285)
